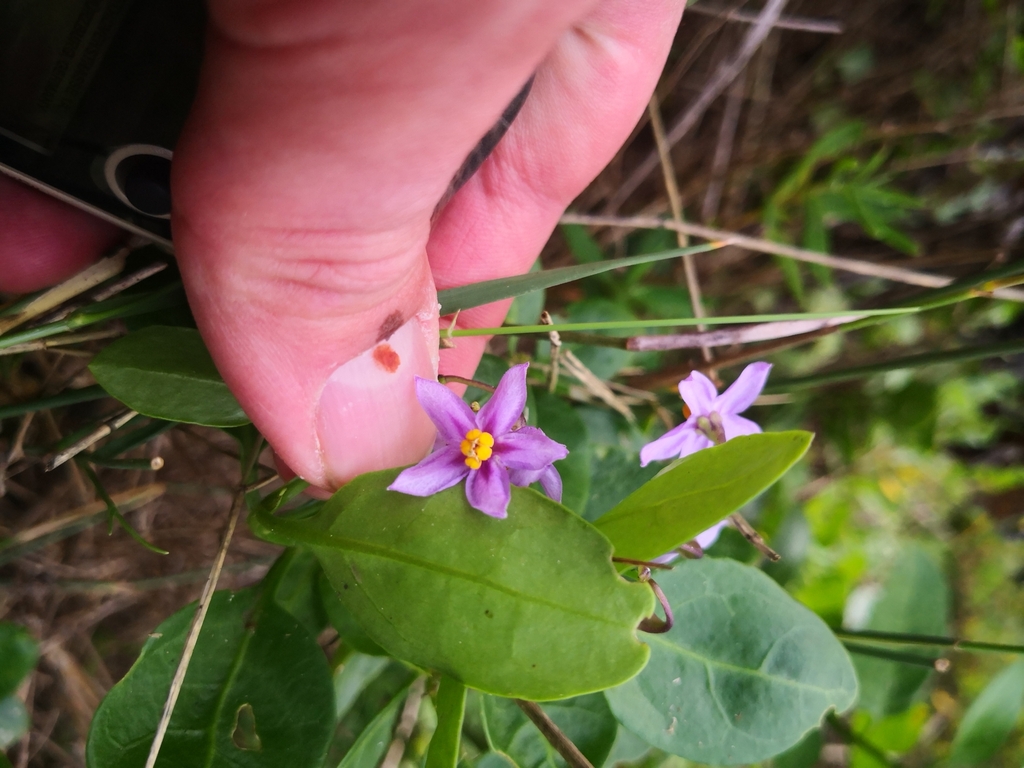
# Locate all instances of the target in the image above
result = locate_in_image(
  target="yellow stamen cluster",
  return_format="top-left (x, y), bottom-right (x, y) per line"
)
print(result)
top-left (461, 428), bottom-right (495, 470)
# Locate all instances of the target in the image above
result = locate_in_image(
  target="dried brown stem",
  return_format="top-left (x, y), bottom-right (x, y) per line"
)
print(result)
top-left (514, 700), bottom-right (594, 768)
top-left (730, 514), bottom-right (781, 561)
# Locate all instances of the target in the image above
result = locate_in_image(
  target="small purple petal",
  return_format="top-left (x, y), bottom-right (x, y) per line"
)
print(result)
top-left (477, 363), bottom-right (529, 436)
top-left (465, 460), bottom-right (511, 518)
top-left (639, 424), bottom-right (712, 466)
top-left (388, 447), bottom-right (468, 496)
top-left (712, 362), bottom-right (771, 415)
top-left (494, 427), bottom-right (568, 470)
top-left (652, 551), bottom-right (679, 565)
top-left (720, 413), bottom-right (762, 440)
top-left (509, 464), bottom-right (563, 503)
top-left (677, 371), bottom-right (717, 415)
top-left (696, 520), bottom-right (728, 549)
top-left (415, 378), bottom-right (477, 442)
top-left (537, 464), bottom-right (563, 503)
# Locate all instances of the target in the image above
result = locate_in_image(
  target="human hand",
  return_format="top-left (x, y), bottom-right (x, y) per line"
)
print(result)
top-left (0, 0), bottom-right (683, 490)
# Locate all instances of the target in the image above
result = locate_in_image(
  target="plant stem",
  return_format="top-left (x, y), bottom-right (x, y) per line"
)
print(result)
top-left (514, 700), bottom-right (594, 768)
top-left (834, 628), bottom-right (1024, 655)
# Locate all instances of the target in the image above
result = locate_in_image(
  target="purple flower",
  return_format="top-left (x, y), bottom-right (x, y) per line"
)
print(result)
top-left (388, 363), bottom-right (568, 518)
top-left (640, 362), bottom-right (772, 467)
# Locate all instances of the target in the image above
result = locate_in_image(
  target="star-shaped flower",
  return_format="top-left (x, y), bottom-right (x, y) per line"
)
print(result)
top-left (388, 363), bottom-right (568, 518)
top-left (640, 362), bottom-right (772, 467)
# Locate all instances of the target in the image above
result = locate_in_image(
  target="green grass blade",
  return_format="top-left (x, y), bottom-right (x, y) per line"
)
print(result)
top-left (436, 242), bottom-right (726, 315)
top-left (450, 309), bottom-right (918, 337)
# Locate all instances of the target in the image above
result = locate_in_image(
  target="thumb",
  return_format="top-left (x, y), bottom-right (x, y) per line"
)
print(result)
top-left (171, 1), bottom-right (589, 488)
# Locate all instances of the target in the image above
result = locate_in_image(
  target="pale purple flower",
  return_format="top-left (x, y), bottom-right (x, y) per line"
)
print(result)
top-left (388, 363), bottom-right (568, 519)
top-left (640, 362), bottom-right (772, 467)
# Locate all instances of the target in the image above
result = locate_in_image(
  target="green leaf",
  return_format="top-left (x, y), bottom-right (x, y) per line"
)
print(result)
top-left (263, 548), bottom-right (329, 636)
top-left (333, 654), bottom-right (391, 722)
top-left (853, 545), bottom-right (949, 717)
top-left (89, 326), bottom-right (249, 427)
top-left (771, 728), bottom-right (822, 768)
top-left (0, 624), bottom-right (38, 700)
top-left (436, 243), bottom-right (724, 315)
top-left (593, 432), bottom-right (813, 561)
top-left (320, 572), bottom-right (387, 656)
top-left (481, 694), bottom-right (617, 768)
top-left (948, 660), bottom-right (1024, 766)
top-left (561, 224), bottom-right (605, 264)
top-left (532, 391), bottom-right (590, 514)
top-left (471, 753), bottom-right (518, 768)
top-left (251, 469), bottom-right (653, 700)
top-left (336, 684), bottom-right (409, 768)
top-left (606, 559), bottom-right (858, 765)
top-left (427, 676), bottom-right (467, 768)
top-left (86, 589), bottom-right (335, 768)
top-left (0, 696), bottom-right (28, 750)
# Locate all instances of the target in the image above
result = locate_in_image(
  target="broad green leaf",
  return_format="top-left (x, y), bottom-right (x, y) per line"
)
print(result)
top-left (0, 696), bottom-right (28, 750)
top-left (481, 694), bottom-right (617, 768)
top-left (320, 572), bottom-right (387, 656)
top-left (853, 545), bottom-right (949, 717)
top-left (436, 243), bottom-right (723, 315)
top-left (472, 753), bottom-right (517, 768)
top-left (948, 659), bottom-right (1024, 766)
top-left (86, 589), bottom-right (335, 768)
top-left (0, 623), bottom-right (37, 700)
top-left (337, 684), bottom-right (409, 768)
top-left (606, 559), bottom-right (857, 765)
top-left (561, 224), bottom-right (605, 264)
top-left (90, 326), bottom-right (249, 427)
top-left (532, 390), bottom-right (590, 514)
top-left (250, 468), bottom-right (653, 700)
top-left (771, 728), bottom-right (822, 768)
top-left (427, 676), bottom-right (467, 768)
top-left (264, 548), bottom-right (329, 636)
top-left (594, 432), bottom-right (813, 561)
top-left (333, 654), bottom-right (391, 721)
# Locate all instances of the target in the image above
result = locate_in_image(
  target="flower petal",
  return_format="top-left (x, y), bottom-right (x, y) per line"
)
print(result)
top-left (696, 520), bottom-right (728, 549)
top-left (465, 460), bottom-right (511, 518)
top-left (494, 427), bottom-right (568, 470)
top-left (720, 413), bottom-right (762, 439)
top-left (537, 464), bottom-right (563, 503)
top-left (415, 377), bottom-right (477, 442)
top-left (712, 362), bottom-right (772, 415)
top-left (477, 363), bottom-right (529, 436)
top-left (388, 447), bottom-right (468, 496)
top-left (508, 464), bottom-right (563, 502)
top-left (677, 371), bottom-right (718, 415)
top-left (639, 424), bottom-right (712, 466)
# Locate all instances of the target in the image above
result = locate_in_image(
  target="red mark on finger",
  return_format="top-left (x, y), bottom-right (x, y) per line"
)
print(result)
top-left (373, 343), bottom-right (401, 373)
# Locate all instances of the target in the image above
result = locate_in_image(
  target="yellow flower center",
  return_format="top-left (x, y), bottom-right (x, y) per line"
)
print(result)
top-left (460, 429), bottom-right (495, 470)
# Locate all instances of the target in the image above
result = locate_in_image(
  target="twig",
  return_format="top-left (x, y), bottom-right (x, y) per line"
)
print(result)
top-left (541, 311), bottom-right (562, 393)
top-left (513, 700), bottom-right (594, 768)
top-left (729, 514), bottom-right (780, 561)
top-left (626, 315), bottom-right (866, 350)
top-left (648, 96), bottom-right (714, 365)
top-left (44, 261), bottom-right (167, 323)
top-left (0, 249), bottom-right (128, 336)
top-left (143, 440), bottom-right (264, 768)
top-left (437, 375), bottom-right (496, 394)
top-left (381, 678), bottom-right (426, 768)
top-left (685, 3), bottom-right (843, 34)
top-left (0, 412), bottom-right (33, 497)
top-left (612, 557), bottom-right (673, 570)
top-left (558, 349), bottom-right (636, 423)
top-left (608, 0), bottom-right (789, 211)
top-left (701, 74), bottom-right (747, 224)
top-left (560, 213), bottom-right (1024, 300)
top-left (0, 329), bottom-right (123, 357)
top-left (45, 410), bottom-right (138, 471)
top-left (826, 713), bottom-right (899, 768)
